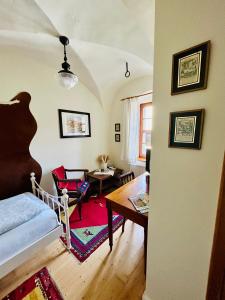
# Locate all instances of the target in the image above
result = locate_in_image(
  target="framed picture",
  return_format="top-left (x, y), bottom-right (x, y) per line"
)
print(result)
top-left (171, 41), bottom-right (210, 95)
top-left (115, 134), bottom-right (120, 142)
top-left (58, 109), bottom-right (91, 138)
top-left (169, 109), bottom-right (205, 149)
top-left (115, 123), bottom-right (120, 132)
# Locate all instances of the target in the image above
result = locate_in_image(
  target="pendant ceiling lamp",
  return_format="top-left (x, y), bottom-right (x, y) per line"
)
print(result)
top-left (58, 36), bottom-right (78, 89)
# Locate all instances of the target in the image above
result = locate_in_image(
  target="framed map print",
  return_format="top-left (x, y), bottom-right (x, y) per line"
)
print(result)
top-left (171, 41), bottom-right (210, 95)
top-left (169, 109), bottom-right (205, 149)
top-left (58, 109), bottom-right (91, 138)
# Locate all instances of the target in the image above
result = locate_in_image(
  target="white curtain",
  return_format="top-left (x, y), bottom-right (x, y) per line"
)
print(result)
top-left (121, 98), bottom-right (139, 165)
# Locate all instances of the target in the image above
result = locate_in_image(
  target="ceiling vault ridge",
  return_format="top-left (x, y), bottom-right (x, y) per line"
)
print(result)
top-left (32, 0), bottom-right (59, 37)
top-left (71, 38), bottom-right (152, 67)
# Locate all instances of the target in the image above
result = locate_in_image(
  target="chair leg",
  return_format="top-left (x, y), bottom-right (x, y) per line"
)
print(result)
top-left (78, 202), bottom-right (82, 220)
top-left (122, 217), bottom-right (126, 233)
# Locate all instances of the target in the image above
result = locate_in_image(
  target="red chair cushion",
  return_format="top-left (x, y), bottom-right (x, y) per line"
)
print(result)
top-left (59, 180), bottom-right (82, 191)
top-left (52, 165), bottom-right (65, 180)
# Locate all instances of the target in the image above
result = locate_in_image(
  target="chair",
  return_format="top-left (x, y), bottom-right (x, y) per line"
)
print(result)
top-left (116, 171), bottom-right (135, 232)
top-left (52, 166), bottom-right (89, 220)
top-left (118, 171), bottom-right (135, 186)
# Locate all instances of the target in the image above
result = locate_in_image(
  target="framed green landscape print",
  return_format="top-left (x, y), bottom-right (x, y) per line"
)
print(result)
top-left (171, 41), bottom-right (210, 95)
top-left (169, 109), bottom-right (205, 149)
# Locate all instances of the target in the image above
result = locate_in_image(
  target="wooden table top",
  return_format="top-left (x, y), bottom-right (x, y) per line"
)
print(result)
top-left (105, 173), bottom-right (149, 219)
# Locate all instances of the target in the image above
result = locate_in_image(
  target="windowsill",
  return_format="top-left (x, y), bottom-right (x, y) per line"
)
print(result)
top-left (130, 159), bottom-right (145, 167)
top-left (138, 157), bottom-right (146, 162)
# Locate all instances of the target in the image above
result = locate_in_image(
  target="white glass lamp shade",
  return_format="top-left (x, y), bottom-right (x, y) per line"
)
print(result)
top-left (58, 71), bottom-right (78, 89)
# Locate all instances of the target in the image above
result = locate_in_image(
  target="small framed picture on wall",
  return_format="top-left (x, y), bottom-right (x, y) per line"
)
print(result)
top-left (171, 41), bottom-right (210, 95)
top-left (115, 134), bottom-right (120, 142)
top-left (168, 109), bottom-right (205, 149)
top-left (115, 123), bottom-right (120, 132)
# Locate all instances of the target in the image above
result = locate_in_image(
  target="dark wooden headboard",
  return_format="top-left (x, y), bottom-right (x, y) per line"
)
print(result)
top-left (0, 92), bottom-right (42, 200)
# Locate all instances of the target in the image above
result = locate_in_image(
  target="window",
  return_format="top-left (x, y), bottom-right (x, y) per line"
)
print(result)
top-left (139, 102), bottom-right (152, 159)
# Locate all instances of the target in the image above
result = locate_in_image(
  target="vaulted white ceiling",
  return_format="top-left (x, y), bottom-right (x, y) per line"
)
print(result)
top-left (0, 0), bottom-right (154, 101)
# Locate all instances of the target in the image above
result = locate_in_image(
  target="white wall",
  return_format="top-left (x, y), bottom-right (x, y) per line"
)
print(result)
top-left (109, 75), bottom-right (153, 176)
top-left (144, 1), bottom-right (225, 299)
top-left (0, 48), bottom-right (108, 193)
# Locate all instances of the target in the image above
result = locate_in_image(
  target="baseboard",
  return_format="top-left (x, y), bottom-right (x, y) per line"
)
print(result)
top-left (142, 290), bottom-right (151, 300)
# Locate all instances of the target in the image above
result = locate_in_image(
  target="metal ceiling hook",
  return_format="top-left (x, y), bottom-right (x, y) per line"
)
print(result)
top-left (125, 62), bottom-right (130, 78)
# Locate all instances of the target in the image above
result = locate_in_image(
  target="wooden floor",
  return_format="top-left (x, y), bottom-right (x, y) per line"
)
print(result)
top-left (0, 220), bottom-right (146, 300)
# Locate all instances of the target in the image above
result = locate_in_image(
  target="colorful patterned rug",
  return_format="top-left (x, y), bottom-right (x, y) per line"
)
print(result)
top-left (2, 267), bottom-right (63, 300)
top-left (61, 195), bottom-right (123, 262)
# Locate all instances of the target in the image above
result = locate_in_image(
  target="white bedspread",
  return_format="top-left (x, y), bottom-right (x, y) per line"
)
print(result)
top-left (0, 192), bottom-right (51, 235)
top-left (0, 207), bottom-right (58, 264)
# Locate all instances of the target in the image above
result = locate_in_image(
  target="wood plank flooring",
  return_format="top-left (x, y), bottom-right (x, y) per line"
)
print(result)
top-left (0, 220), bottom-right (146, 300)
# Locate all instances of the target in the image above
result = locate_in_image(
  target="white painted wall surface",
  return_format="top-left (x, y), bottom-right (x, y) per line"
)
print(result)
top-left (109, 76), bottom-right (153, 176)
top-left (0, 48), bottom-right (108, 193)
top-left (144, 0), bottom-right (225, 299)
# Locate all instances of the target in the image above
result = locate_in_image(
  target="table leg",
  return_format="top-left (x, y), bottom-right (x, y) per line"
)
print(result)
top-left (99, 179), bottom-right (103, 196)
top-left (107, 200), bottom-right (113, 251)
top-left (144, 224), bottom-right (148, 275)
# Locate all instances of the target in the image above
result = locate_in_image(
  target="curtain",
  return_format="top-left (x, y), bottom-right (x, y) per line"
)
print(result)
top-left (121, 98), bottom-right (139, 165)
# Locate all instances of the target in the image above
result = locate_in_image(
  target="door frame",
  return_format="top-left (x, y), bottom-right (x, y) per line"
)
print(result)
top-left (207, 152), bottom-right (225, 299)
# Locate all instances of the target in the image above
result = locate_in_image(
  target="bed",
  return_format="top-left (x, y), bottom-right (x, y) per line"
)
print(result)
top-left (0, 92), bottom-right (71, 279)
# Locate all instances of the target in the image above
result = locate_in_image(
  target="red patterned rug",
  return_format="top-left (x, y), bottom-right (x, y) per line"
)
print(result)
top-left (61, 195), bottom-right (123, 262)
top-left (2, 267), bottom-right (63, 300)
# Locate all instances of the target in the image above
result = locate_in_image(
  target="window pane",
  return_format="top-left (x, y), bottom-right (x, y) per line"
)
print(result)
top-left (142, 132), bottom-right (146, 143)
top-left (140, 103), bottom-right (152, 157)
top-left (143, 118), bottom-right (151, 130)
top-left (143, 105), bottom-right (152, 118)
top-left (146, 132), bottom-right (151, 146)
top-left (142, 132), bottom-right (151, 146)
top-left (141, 144), bottom-right (147, 156)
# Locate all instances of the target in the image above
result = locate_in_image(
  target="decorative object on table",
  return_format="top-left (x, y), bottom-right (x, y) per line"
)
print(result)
top-left (60, 195), bottom-right (123, 262)
top-left (115, 133), bottom-right (120, 142)
top-left (128, 193), bottom-right (150, 214)
top-left (98, 154), bottom-right (109, 170)
top-left (58, 109), bottom-right (91, 138)
top-left (169, 109), bottom-right (205, 149)
top-left (171, 41), bottom-right (210, 95)
top-left (94, 169), bottom-right (115, 176)
top-left (107, 160), bottom-right (115, 169)
top-left (125, 61), bottom-right (130, 78)
top-left (2, 267), bottom-right (63, 300)
top-left (58, 36), bottom-right (78, 89)
top-left (115, 123), bottom-right (120, 132)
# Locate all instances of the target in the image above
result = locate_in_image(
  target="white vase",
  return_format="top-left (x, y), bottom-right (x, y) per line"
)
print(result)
top-left (102, 162), bottom-right (107, 171)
